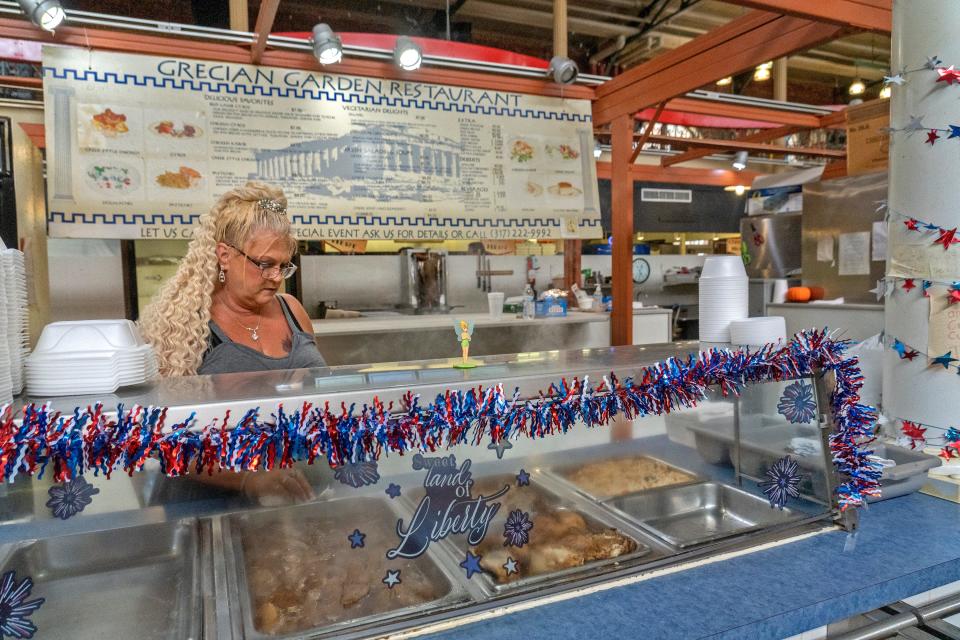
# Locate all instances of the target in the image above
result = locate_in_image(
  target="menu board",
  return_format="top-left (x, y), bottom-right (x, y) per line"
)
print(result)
top-left (42, 47), bottom-right (601, 241)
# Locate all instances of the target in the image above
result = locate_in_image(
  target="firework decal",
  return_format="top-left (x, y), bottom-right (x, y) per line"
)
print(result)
top-left (759, 456), bottom-right (803, 509)
top-left (777, 381), bottom-right (817, 424)
top-left (503, 509), bottom-right (534, 548)
top-left (45, 476), bottom-right (100, 520)
top-left (333, 461), bottom-right (380, 488)
top-left (0, 571), bottom-right (44, 639)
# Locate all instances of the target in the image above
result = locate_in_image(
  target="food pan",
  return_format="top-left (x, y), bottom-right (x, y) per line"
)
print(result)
top-left (0, 519), bottom-right (201, 640)
top-left (406, 473), bottom-right (660, 594)
top-left (221, 496), bottom-right (469, 639)
top-left (544, 454), bottom-right (702, 501)
top-left (605, 482), bottom-right (800, 548)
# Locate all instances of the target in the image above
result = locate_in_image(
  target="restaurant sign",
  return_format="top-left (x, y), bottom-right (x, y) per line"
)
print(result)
top-left (42, 47), bottom-right (602, 240)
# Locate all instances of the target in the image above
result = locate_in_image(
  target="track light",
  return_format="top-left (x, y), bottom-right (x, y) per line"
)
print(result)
top-left (547, 56), bottom-right (579, 85)
top-left (848, 78), bottom-right (866, 96)
top-left (18, 0), bottom-right (64, 31)
top-left (716, 76), bottom-right (732, 86)
top-left (732, 151), bottom-right (748, 171)
top-left (394, 36), bottom-right (422, 71)
top-left (879, 85), bottom-right (892, 99)
top-left (311, 23), bottom-right (342, 65)
top-left (753, 61), bottom-right (772, 82)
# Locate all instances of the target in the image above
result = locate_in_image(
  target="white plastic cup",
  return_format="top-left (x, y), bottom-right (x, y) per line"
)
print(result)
top-left (771, 279), bottom-right (788, 304)
top-left (487, 292), bottom-right (505, 319)
top-left (700, 255), bottom-right (748, 279)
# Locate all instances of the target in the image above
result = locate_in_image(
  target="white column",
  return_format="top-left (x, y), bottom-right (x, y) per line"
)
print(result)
top-left (883, 0), bottom-right (960, 432)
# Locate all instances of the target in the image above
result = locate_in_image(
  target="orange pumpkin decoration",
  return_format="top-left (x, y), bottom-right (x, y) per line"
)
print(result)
top-left (786, 286), bottom-right (811, 303)
top-left (808, 286), bottom-right (825, 301)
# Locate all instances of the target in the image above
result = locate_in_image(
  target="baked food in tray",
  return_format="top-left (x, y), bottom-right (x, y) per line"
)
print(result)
top-left (559, 456), bottom-right (696, 499)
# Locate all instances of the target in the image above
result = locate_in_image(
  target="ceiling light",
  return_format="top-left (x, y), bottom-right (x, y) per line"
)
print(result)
top-left (716, 76), bottom-right (732, 86)
top-left (732, 151), bottom-right (748, 171)
top-left (394, 36), bottom-right (422, 71)
top-left (547, 56), bottom-right (579, 85)
top-left (593, 142), bottom-right (602, 159)
top-left (879, 84), bottom-right (891, 99)
top-left (18, 0), bottom-right (64, 31)
top-left (848, 78), bottom-right (866, 96)
top-left (311, 23), bottom-right (342, 65)
top-left (753, 62), bottom-right (772, 82)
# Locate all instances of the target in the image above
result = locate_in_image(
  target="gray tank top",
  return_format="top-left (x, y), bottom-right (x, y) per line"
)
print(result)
top-left (198, 296), bottom-right (327, 374)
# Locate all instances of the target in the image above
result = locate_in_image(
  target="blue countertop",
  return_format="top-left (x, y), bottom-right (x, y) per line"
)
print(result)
top-left (424, 493), bottom-right (960, 640)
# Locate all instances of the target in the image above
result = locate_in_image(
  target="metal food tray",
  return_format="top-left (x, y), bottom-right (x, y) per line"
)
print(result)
top-left (219, 496), bottom-right (471, 640)
top-left (543, 454), bottom-right (703, 502)
top-left (409, 473), bottom-right (668, 595)
top-left (605, 482), bottom-right (800, 548)
top-left (0, 519), bottom-right (201, 640)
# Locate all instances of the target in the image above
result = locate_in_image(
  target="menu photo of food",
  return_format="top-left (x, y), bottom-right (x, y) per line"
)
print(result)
top-left (76, 103), bottom-right (144, 152)
top-left (82, 156), bottom-right (145, 198)
top-left (143, 107), bottom-right (208, 154)
top-left (544, 173), bottom-right (584, 205)
top-left (146, 159), bottom-right (208, 202)
top-left (507, 136), bottom-right (543, 167)
top-left (506, 172), bottom-right (544, 207)
top-left (544, 139), bottom-right (582, 162)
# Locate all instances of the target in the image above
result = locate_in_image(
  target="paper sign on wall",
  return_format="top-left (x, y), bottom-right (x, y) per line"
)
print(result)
top-left (838, 232), bottom-right (870, 275)
top-left (816, 236), bottom-right (834, 262)
top-left (928, 285), bottom-right (960, 356)
top-left (871, 221), bottom-right (887, 262)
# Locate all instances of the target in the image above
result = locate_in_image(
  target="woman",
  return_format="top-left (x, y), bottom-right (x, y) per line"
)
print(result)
top-left (140, 181), bottom-right (322, 502)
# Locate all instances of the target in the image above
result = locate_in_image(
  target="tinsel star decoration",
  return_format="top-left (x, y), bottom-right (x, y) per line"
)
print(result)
top-left (950, 286), bottom-right (960, 305)
top-left (950, 125), bottom-right (960, 139)
top-left (903, 115), bottom-right (927, 133)
top-left (902, 278), bottom-right (916, 292)
top-left (936, 65), bottom-right (960, 85)
top-left (900, 420), bottom-right (927, 449)
top-left (931, 351), bottom-right (957, 370)
top-left (927, 55), bottom-right (944, 69)
top-left (759, 456), bottom-right (802, 510)
top-left (884, 73), bottom-right (906, 86)
top-left (904, 218), bottom-right (920, 231)
top-left (927, 130), bottom-right (941, 145)
top-left (935, 228), bottom-right (959, 249)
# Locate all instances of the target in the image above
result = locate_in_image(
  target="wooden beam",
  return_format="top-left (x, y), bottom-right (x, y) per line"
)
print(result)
top-left (250, 0), bottom-right (280, 64)
top-left (593, 11), bottom-right (843, 125)
top-left (0, 19), bottom-right (594, 101)
top-left (818, 108), bottom-right (848, 129)
top-left (642, 134), bottom-right (846, 158)
top-left (630, 100), bottom-right (666, 163)
top-left (597, 162), bottom-right (759, 186)
top-left (821, 160), bottom-right (848, 180)
top-left (719, 0), bottom-right (891, 33)
top-left (661, 124), bottom-right (803, 167)
top-left (610, 115), bottom-right (633, 347)
top-left (18, 123), bottom-right (44, 149)
top-left (661, 97), bottom-right (824, 127)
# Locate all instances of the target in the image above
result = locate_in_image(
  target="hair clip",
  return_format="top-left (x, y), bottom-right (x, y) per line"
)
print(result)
top-left (257, 198), bottom-right (287, 215)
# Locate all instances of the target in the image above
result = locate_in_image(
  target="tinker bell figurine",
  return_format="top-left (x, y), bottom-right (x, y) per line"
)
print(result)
top-left (452, 319), bottom-right (478, 369)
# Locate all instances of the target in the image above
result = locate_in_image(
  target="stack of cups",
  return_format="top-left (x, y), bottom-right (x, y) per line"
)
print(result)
top-left (698, 256), bottom-right (748, 343)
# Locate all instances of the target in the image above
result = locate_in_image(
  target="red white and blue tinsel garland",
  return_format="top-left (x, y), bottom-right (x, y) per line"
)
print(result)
top-left (0, 330), bottom-right (881, 511)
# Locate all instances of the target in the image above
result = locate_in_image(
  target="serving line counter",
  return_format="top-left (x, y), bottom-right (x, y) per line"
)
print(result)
top-left (5, 343), bottom-right (854, 639)
top-left (312, 309), bottom-right (673, 366)
top-left (767, 303), bottom-right (885, 344)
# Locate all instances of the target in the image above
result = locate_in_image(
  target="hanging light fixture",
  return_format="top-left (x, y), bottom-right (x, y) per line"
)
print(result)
top-left (547, 56), bottom-right (579, 85)
top-left (848, 78), bottom-right (866, 96)
top-left (311, 23), bottom-right (342, 65)
top-left (394, 36), bottom-right (423, 71)
top-left (18, 0), bottom-right (64, 31)
top-left (732, 151), bottom-right (748, 171)
top-left (715, 76), bottom-right (732, 86)
top-left (879, 84), bottom-right (892, 99)
top-left (753, 62), bottom-right (772, 82)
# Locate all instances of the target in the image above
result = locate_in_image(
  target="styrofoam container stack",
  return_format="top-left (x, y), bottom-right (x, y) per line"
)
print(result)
top-left (698, 256), bottom-right (748, 343)
top-left (729, 316), bottom-right (787, 347)
top-left (25, 320), bottom-right (158, 397)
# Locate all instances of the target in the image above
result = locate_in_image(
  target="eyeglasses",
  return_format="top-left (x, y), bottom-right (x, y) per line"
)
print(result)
top-left (229, 245), bottom-right (298, 280)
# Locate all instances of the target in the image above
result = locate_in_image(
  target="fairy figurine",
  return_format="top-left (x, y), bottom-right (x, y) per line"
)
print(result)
top-left (452, 319), bottom-right (477, 369)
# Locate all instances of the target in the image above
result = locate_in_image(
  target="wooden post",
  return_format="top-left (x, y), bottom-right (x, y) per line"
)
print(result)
top-left (555, 0), bottom-right (582, 292)
top-left (610, 114), bottom-right (633, 346)
top-left (229, 0), bottom-right (249, 32)
top-left (774, 57), bottom-right (788, 101)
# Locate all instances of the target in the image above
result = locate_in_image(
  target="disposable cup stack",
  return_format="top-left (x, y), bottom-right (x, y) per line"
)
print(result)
top-left (729, 316), bottom-right (787, 347)
top-left (2, 247), bottom-right (29, 396)
top-left (698, 256), bottom-right (748, 343)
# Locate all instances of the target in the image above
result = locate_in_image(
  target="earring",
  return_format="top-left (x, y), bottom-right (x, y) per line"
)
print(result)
top-left (218, 267), bottom-right (225, 283)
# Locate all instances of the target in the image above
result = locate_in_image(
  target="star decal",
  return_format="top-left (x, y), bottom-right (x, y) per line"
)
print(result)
top-left (903, 115), bottom-right (927, 133)
top-left (949, 125), bottom-right (960, 139)
top-left (382, 569), bottom-right (401, 589)
top-left (487, 438), bottom-right (513, 459)
top-left (935, 227), bottom-right (959, 250)
top-left (883, 74), bottom-right (905, 86)
top-left (460, 550), bottom-right (484, 579)
top-left (931, 351), bottom-right (957, 369)
top-left (503, 557), bottom-right (519, 576)
top-left (927, 55), bottom-right (944, 69)
top-left (936, 65), bottom-right (960, 85)
top-left (904, 218), bottom-right (920, 231)
top-left (926, 129), bottom-right (941, 145)
top-left (903, 349), bottom-right (920, 361)
top-left (348, 529), bottom-right (366, 549)
top-left (949, 288), bottom-right (960, 305)
top-left (902, 278), bottom-right (916, 292)
top-left (516, 469), bottom-right (530, 486)
top-left (385, 483), bottom-right (401, 499)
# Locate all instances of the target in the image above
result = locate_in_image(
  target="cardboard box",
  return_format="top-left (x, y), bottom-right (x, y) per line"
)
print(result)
top-left (845, 99), bottom-right (890, 176)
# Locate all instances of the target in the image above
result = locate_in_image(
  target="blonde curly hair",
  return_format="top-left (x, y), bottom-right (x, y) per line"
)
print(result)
top-left (140, 181), bottom-right (296, 377)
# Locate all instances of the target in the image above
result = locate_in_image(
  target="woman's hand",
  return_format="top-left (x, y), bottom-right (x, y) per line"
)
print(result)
top-left (242, 468), bottom-right (315, 504)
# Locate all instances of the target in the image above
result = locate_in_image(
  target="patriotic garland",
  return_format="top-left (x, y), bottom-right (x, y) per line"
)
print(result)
top-left (883, 54), bottom-right (960, 155)
top-left (894, 416), bottom-right (960, 460)
top-left (869, 275), bottom-right (960, 302)
top-left (0, 330), bottom-right (881, 511)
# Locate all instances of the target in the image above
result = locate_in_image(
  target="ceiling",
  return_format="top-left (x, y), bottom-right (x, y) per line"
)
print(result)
top-left (63, 0), bottom-right (892, 105)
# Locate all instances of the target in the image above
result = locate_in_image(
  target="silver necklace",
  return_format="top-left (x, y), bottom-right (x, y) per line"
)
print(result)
top-left (233, 311), bottom-right (263, 341)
